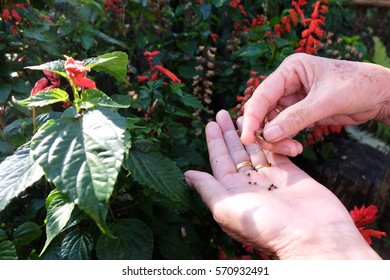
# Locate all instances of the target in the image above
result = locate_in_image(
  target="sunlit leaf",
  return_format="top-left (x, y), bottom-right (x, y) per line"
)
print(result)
top-left (0, 144), bottom-right (44, 213)
top-left (25, 60), bottom-right (67, 78)
top-left (31, 107), bottom-right (126, 231)
top-left (41, 190), bottom-right (75, 255)
top-left (80, 88), bottom-right (130, 109)
top-left (12, 88), bottom-right (70, 109)
top-left (84, 51), bottom-right (128, 82)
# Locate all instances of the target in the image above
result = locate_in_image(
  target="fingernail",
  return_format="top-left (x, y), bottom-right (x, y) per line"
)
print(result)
top-left (263, 124), bottom-right (283, 142)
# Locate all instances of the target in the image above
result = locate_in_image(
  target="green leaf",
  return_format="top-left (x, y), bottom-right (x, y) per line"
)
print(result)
top-left (238, 42), bottom-right (268, 58)
top-left (199, 3), bottom-right (212, 19)
top-left (60, 229), bottom-right (93, 260)
top-left (0, 83), bottom-right (12, 103)
top-left (0, 144), bottom-right (44, 213)
top-left (212, 0), bottom-right (228, 8)
top-left (25, 60), bottom-right (67, 78)
top-left (41, 190), bottom-right (75, 255)
top-left (0, 240), bottom-right (17, 260)
top-left (80, 88), bottom-right (130, 109)
top-left (13, 222), bottom-right (42, 248)
top-left (124, 140), bottom-right (190, 208)
top-left (31, 107), bottom-right (126, 231)
top-left (84, 51), bottom-right (128, 83)
top-left (373, 36), bottom-right (390, 68)
top-left (12, 88), bottom-right (70, 109)
top-left (181, 94), bottom-right (204, 109)
top-left (0, 228), bottom-right (8, 242)
top-left (96, 219), bottom-right (153, 260)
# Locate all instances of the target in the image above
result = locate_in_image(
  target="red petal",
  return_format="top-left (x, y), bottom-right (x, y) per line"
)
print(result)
top-left (31, 78), bottom-right (49, 96)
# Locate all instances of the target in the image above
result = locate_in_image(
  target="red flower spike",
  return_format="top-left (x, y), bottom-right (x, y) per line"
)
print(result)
top-left (65, 57), bottom-right (96, 89)
top-left (154, 65), bottom-right (181, 83)
top-left (137, 76), bottom-right (149, 83)
top-left (350, 205), bottom-right (387, 245)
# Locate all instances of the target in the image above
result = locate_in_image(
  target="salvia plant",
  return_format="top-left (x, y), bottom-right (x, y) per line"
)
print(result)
top-left (0, 51), bottom-right (207, 260)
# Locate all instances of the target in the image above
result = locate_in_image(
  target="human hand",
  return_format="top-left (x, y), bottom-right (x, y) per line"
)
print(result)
top-left (185, 110), bottom-right (381, 259)
top-left (241, 53), bottom-right (390, 156)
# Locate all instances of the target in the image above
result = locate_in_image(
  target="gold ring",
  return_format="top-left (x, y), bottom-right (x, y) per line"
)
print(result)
top-left (254, 163), bottom-right (272, 170)
top-left (236, 161), bottom-right (253, 171)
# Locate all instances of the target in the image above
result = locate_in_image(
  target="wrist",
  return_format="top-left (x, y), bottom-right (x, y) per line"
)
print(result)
top-left (372, 64), bottom-right (390, 125)
top-left (275, 223), bottom-right (382, 260)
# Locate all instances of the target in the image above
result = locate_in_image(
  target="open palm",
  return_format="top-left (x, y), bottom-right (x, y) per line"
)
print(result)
top-left (185, 110), bottom-right (379, 259)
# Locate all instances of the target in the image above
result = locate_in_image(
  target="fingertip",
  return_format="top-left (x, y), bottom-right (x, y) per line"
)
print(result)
top-left (240, 115), bottom-right (258, 146)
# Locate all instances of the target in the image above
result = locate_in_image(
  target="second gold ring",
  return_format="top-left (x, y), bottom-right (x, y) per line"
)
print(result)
top-left (254, 163), bottom-right (272, 170)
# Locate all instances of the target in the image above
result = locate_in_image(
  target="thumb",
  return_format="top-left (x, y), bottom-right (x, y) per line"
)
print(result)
top-left (263, 98), bottom-right (328, 142)
top-left (184, 170), bottom-right (226, 209)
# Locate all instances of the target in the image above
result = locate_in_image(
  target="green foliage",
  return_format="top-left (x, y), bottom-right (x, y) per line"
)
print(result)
top-left (0, 0), bottom-right (379, 260)
top-left (373, 36), bottom-right (390, 68)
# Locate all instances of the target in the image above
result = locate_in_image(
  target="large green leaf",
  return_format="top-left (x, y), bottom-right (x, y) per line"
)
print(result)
top-left (79, 88), bottom-right (130, 109)
top-left (25, 60), bottom-right (67, 78)
top-left (124, 140), bottom-right (190, 208)
top-left (31, 107), bottom-right (126, 231)
top-left (12, 222), bottom-right (42, 248)
top-left (60, 229), bottom-right (93, 260)
top-left (84, 51), bottom-right (128, 83)
top-left (0, 240), bottom-right (17, 260)
top-left (12, 88), bottom-right (70, 109)
top-left (96, 219), bottom-right (153, 260)
top-left (41, 190), bottom-right (75, 255)
top-left (0, 144), bottom-right (44, 213)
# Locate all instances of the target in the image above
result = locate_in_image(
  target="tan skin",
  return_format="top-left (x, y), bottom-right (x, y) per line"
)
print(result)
top-left (185, 110), bottom-right (381, 259)
top-left (240, 53), bottom-right (390, 156)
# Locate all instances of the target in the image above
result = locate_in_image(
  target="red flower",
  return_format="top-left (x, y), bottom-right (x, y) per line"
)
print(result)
top-left (2, 8), bottom-right (10, 21)
top-left (137, 75), bottom-right (149, 83)
top-left (210, 33), bottom-right (218, 43)
top-left (350, 205), bottom-right (387, 245)
top-left (31, 71), bottom-right (60, 96)
top-left (65, 57), bottom-right (96, 88)
top-left (154, 65), bottom-right (181, 83)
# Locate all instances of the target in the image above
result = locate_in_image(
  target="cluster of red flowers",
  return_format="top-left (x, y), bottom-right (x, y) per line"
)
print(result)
top-left (64, 57), bottom-right (96, 89)
top-left (137, 51), bottom-right (181, 84)
top-left (234, 71), bottom-right (266, 116)
top-left (104, 0), bottom-right (123, 14)
top-left (304, 124), bottom-right (343, 145)
top-left (295, 0), bottom-right (328, 54)
top-left (1, 1), bottom-right (25, 35)
top-left (229, 0), bottom-right (265, 34)
top-left (31, 71), bottom-right (60, 96)
top-left (30, 57), bottom-right (96, 109)
top-left (218, 244), bottom-right (270, 260)
top-left (350, 205), bottom-right (387, 245)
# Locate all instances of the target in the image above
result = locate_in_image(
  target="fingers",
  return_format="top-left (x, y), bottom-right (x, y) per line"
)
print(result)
top-left (262, 97), bottom-right (330, 143)
top-left (205, 121), bottom-right (237, 179)
top-left (236, 117), bottom-right (269, 166)
top-left (241, 58), bottom-right (304, 145)
top-left (184, 170), bottom-right (227, 210)
top-left (216, 110), bottom-right (253, 173)
top-left (255, 134), bottom-right (304, 157)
